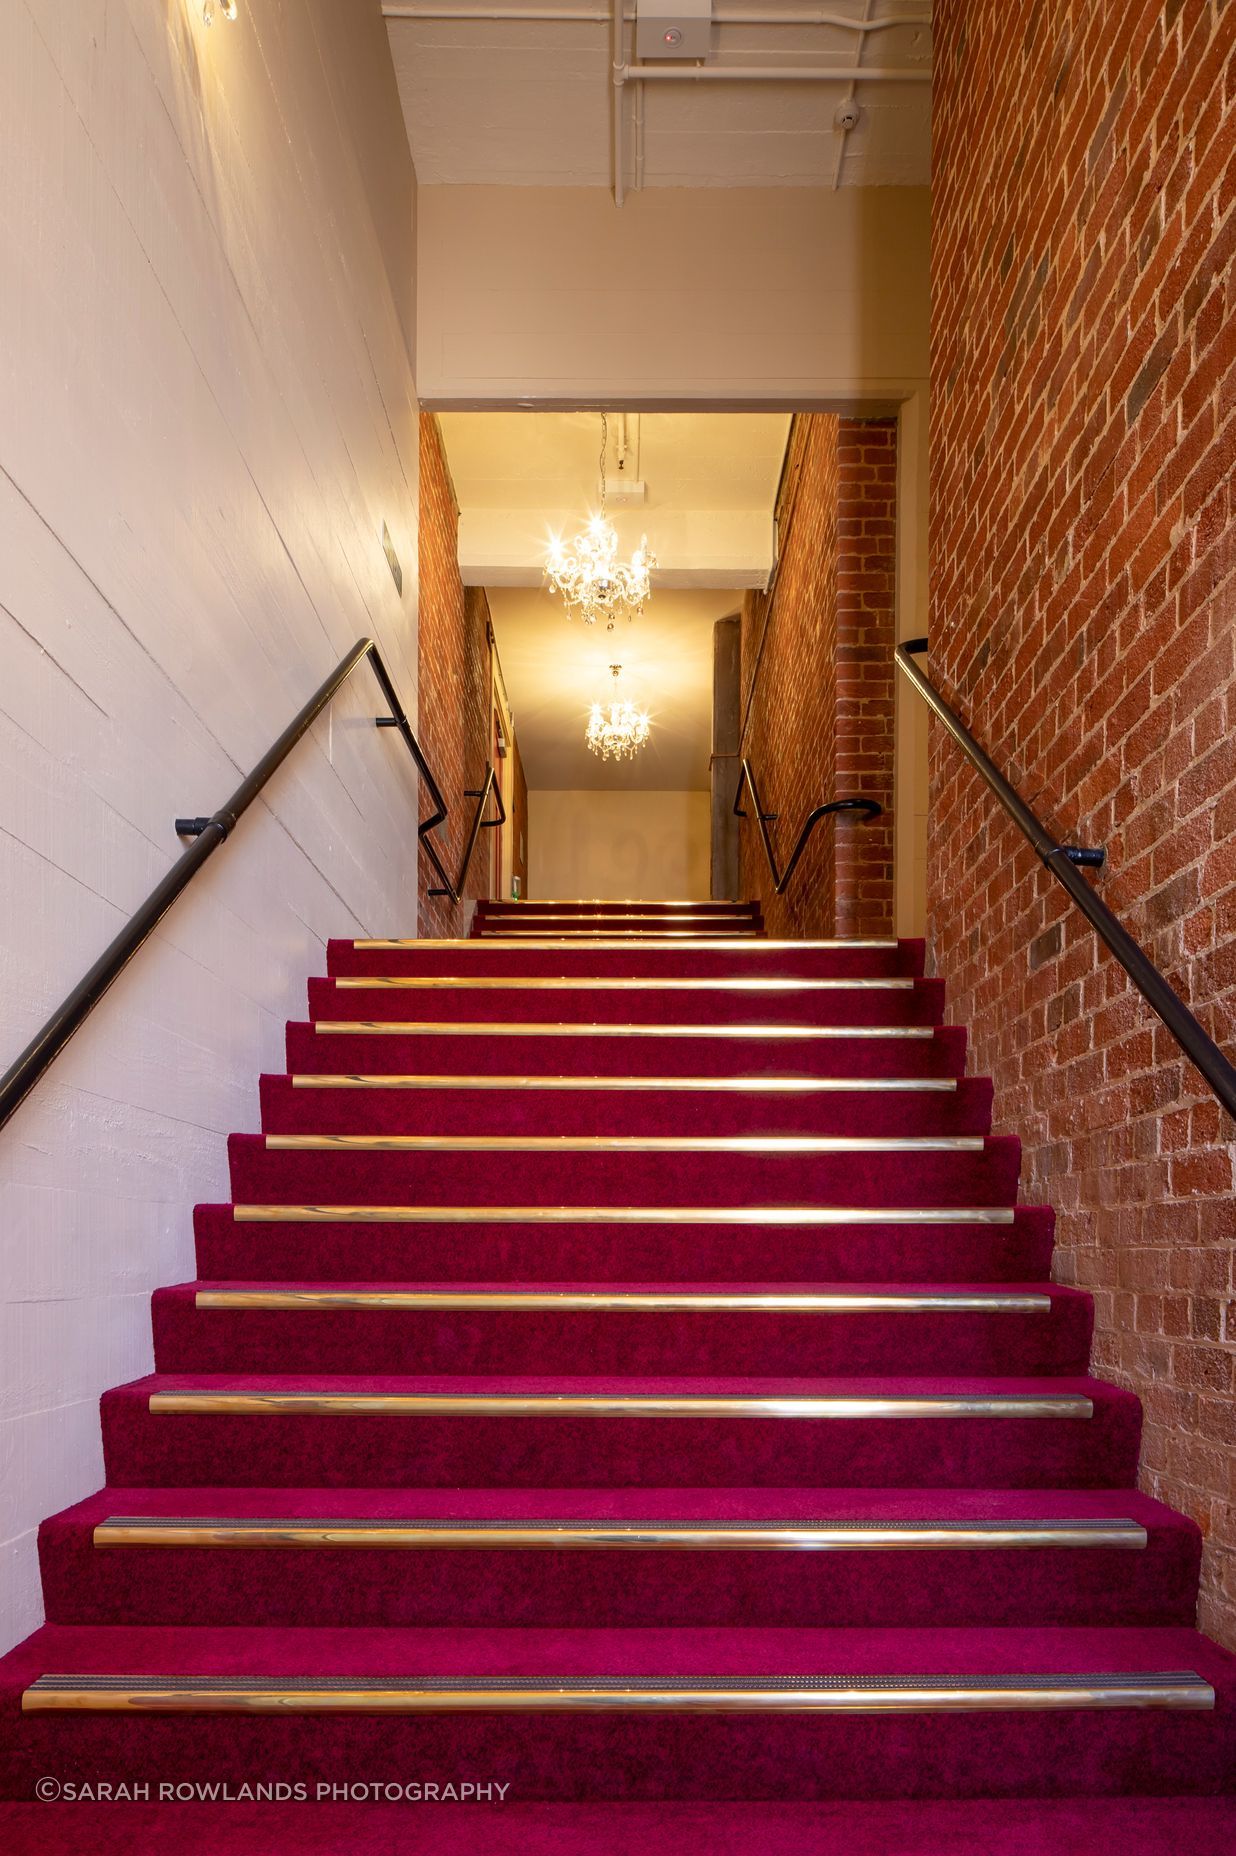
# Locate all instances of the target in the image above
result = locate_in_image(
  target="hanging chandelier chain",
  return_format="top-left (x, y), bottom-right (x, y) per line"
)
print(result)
top-left (599, 412), bottom-right (608, 514)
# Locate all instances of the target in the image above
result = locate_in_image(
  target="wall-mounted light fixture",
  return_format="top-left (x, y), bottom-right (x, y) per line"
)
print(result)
top-left (201, 1), bottom-right (238, 24)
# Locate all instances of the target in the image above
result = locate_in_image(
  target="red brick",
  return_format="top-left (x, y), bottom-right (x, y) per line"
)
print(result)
top-left (932, 0), bottom-right (1236, 1649)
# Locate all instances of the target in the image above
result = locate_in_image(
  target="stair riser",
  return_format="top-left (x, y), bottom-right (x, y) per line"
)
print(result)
top-left (307, 979), bottom-right (946, 1029)
top-left (4, 1705), bottom-right (1229, 1803)
top-left (258, 1076), bottom-right (995, 1139)
top-left (151, 1296), bottom-right (1092, 1378)
top-left (37, 1530), bottom-right (1200, 1631)
top-left (288, 1024), bottom-right (969, 1080)
top-left (193, 1206), bottom-right (1056, 1285)
top-left (226, 1138), bottom-right (1022, 1209)
top-left (100, 1396), bottom-right (1141, 1490)
top-left (328, 943), bottom-right (926, 981)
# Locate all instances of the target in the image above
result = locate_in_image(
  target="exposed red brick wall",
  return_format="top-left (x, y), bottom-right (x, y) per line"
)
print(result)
top-left (417, 413), bottom-right (492, 936)
top-left (835, 421), bottom-right (897, 935)
top-left (740, 414), bottom-right (896, 937)
top-left (931, 0), bottom-right (1236, 1645)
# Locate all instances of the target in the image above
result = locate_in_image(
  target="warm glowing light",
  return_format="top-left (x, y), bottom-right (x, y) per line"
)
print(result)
top-left (586, 665), bottom-right (652, 762)
top-left (202, 0), bottom-right (238, 23)
top-left (545, 414), bottom-right (655, 629)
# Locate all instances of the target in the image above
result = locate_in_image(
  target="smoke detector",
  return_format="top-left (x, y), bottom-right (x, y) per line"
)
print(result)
top-left (834, 98), bottom-right (862, 132)
top-left (636, 0), bottom-right (712, 61)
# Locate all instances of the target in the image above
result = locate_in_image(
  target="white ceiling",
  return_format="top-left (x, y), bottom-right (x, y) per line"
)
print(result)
top-left (438, 408), bottom-right (791, 585)
top-left (384, 2), bottom-right (932, 190)
top-left (488, 584), bottom-right (738, 789)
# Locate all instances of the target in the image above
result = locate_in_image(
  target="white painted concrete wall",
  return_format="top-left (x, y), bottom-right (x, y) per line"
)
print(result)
top-left (529, 790), bottom-right (711, 901)
top-left (416, 185), bottom-right (929, 409)
top-left (0, 0), bottom-right (418, 1652)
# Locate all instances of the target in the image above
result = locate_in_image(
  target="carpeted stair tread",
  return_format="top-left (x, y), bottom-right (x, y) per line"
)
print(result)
top-left (194, 1200), bottom-right (1056, 1285)
top-left (328, 936), bottom-right (927, 979)
top-left (41, 1486), bottom-right (1199, 1631)
top-left (6, 1618), bottom-right (1233, 1680)
top-left (258, 1072), bottom-right (995, 1138)
top-left (288, 1019), bottom-right (971, 1079)
top-left (3, 1798), bottom-right (1235, 1856)
top-left (226, 1130), bottom-right (1023, 1208)
top-left (42, 1482), bottom-right (1196, 1529)
top-left (151, 1279), bottom-right (1092, 1377)
top-left (9, 1626), bottom-right (1230, 1800)
top-left (100, 1373), bottom-right (1141, 1491)
top-left (306, 974), bottom-right (946, 1029)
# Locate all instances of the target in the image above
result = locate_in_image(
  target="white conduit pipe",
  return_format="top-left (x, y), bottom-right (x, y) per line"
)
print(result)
top-left (624, 62), bottom-right (928, 78)
top-left (612, 0), bottom-right (626, 207)
top-left (382, 6), bottom-right (930, 25)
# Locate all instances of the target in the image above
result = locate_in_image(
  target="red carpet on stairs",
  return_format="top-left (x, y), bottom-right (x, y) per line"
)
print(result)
top-left (2, 898), bottom-right (1234, 1849)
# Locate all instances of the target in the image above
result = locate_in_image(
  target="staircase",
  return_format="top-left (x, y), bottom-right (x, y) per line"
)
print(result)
top-left (2, 898), bottom-right (1234, 1848)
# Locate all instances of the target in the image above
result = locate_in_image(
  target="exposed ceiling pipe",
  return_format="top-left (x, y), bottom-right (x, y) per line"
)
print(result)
top-left (624, 63), bottom-right (929, 79)
top-left (831, 0), bottom-right (873, 188)
top-left (611, 0), bottom-right (626, 206)
top-left (382, 6), bottom-right (930, 25)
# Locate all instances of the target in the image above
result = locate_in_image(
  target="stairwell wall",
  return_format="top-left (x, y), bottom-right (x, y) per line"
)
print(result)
top-left (0, 0), bottom-right (418, 1653)
top-left (740, 415), bottom-right (897, 938)
top-left (417, 416), bottom-right (495, 935)
top-left (930, 0), bottom-right (1236, 1645)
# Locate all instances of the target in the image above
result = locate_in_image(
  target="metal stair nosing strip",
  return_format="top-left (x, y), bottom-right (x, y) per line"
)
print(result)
top-left (260, 1134), bottom-right (987, 1153)
top-left (144, 1391), bottom-right (1095, 1419)
top-left (311, 1021), bottom-right (941, 1039)
top-left (330, 977), bottom-right (917, 992)
top-left (288, 1074), bottom-right (961, 1093)
top-left (355, 939), bottom-right (901, 951)
top-left (191, 1289), bottom-right (1052, 1313)
top-left (22, 1671), bottom-right (1215, 1714)
top-left (91, 1515), bottom-right (1150, 1551)
top-left (229, 1205), bottom-right (1018, 1226)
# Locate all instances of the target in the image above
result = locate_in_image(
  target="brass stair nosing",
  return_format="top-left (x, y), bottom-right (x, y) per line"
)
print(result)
top-left (91, 1516), bottom-right (1149, 1552)
top-left (332, 976), bottom-right (916, 992)
top-left (192, 1289), bottom-right (1053, 1313)
top-left (145, 1391), bottom-right (1095, 1419)
top-left (288, 1073), bottom-right (960, 1093)
top-left (24, 1671), bottom-right (1211, 1714)
top-left (261, 1133), bottom-right (986, 1154)
top-left (355, 938), bottom-right (900, 951)
top-left (311, 1021), bottom-right (939, 1039)
top-left (230, 1204), bottom-right (1018, 1226)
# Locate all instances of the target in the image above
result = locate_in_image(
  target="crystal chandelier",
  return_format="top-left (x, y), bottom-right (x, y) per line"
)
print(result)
top-left (586, 664), bottom-right (652, 762)
top-left (545, 414), bottom-right (655, 629)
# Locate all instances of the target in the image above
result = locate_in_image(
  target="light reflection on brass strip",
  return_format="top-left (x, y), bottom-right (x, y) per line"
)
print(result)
top-left (194, 1289), bottom-right (1050, 1313)
top-left (333, 976), bottom-right (914, 992)
top-left (290, 1073), bottom-right (958, 1093)
top-left (264, 1133), bottom-right (984, 1154)
top-left (92, 1516), bottom-right (1149, 1552)
top-left (354, 938), bottom-right (899, 951)
top-left (232, 1204), bottom-right (1016, 1226)
top-left (147, 1391), bottom-right (1093, 1419)
top-left (312, 1021), bottom-right (937, 1039)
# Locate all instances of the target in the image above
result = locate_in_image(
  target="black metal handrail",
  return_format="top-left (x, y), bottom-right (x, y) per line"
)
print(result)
top-left (896, 636), bottom-right (1236, 1121)
top-left (0, 637), bottom-right (501, 1132)
top-left (733, 758), bottom-right (882, 896)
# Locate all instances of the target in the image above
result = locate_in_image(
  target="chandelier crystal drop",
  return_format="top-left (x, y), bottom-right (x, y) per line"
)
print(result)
top-left (586, 664), bottom-right (652, 762)
top-left (545, 414), bottom-right (656, 629)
